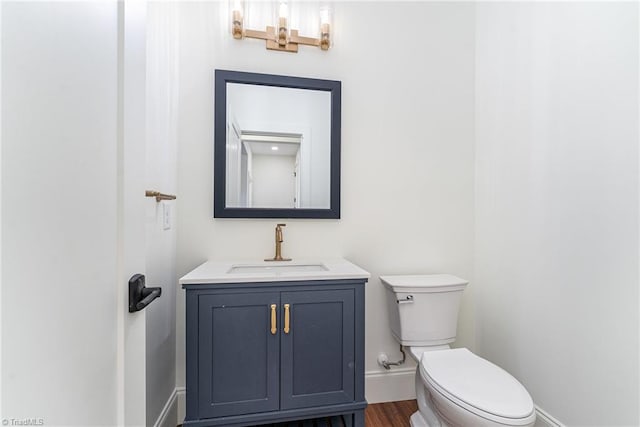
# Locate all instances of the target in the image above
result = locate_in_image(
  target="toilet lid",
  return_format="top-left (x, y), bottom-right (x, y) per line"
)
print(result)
top-left (420, 348), bottom-right (534, 420)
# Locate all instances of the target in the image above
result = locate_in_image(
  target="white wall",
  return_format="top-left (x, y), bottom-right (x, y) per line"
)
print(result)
top-left (175, 1), bottom-right (476, 406)
top-left (475, 3), bottom-right (639, 425)
top-left (1, 3), bottom-right (119, 424)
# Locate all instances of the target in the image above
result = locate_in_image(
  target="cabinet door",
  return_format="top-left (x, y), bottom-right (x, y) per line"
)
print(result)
top-left (198, 292), bottom-right (280, 418)
top-left (280, 289), bottom-right (355, 410)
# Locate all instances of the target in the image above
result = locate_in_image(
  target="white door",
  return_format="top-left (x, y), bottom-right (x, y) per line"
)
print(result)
top-left (118, 2), bottom-right (148, 426)
top-left (1, 2), bottom-right (152, 426)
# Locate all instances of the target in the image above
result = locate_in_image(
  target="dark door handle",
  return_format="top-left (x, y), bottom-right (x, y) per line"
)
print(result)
top-left (129, 274), bottom-right (162, 313)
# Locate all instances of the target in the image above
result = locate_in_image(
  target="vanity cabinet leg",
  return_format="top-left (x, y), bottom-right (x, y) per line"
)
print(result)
top-left (345, 410), bottom-right (364, 427)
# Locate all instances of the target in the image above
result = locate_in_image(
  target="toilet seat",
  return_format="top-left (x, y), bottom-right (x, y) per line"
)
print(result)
top-left (420, 348), bottom-right (535, 425)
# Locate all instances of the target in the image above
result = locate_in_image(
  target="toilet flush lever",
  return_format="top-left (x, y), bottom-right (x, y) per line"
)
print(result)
top-left (396, 295), bottom-right (414, 304)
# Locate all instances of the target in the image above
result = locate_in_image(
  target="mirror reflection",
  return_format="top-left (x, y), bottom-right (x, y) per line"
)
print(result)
top-left (225, 83), bottom-right (331, 209)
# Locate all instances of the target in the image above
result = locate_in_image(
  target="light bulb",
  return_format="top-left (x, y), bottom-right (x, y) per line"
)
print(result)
top-left (231, 0), bottom-right (244, 39)
top-left (319, 8), bottom-right (330, 50)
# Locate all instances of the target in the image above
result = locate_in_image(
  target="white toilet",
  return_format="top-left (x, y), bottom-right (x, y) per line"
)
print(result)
top-left (381, 274), bottom-right (536, 427)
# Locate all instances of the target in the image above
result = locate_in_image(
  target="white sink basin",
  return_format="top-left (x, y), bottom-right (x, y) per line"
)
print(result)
top-left (228, 264), bottom-right (328, 274)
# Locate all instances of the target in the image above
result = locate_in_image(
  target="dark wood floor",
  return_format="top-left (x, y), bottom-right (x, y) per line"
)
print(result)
top-left (256, 400), bottom-right (418, 427)
top-left (257, 414), bottom-right (347, 426)
top-left (364, 400), bottom-right (417, 426)
top-left (180, 400), bottom-right (418, 427)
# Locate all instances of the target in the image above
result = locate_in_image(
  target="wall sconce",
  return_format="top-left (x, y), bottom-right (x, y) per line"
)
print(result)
top-left (231, 1), bottom-right (331, 53)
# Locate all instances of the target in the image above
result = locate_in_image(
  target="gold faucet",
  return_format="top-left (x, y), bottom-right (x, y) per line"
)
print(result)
top-left (265, 223), bottom-right (292, 262)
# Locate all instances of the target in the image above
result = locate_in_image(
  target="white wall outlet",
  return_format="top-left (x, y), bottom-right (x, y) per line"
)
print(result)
top-left (162, 203), bottom-right (171, 230)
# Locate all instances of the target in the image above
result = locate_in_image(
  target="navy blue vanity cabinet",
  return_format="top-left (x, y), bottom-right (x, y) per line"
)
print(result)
top-left (183, 279), bottom-right (367, 427)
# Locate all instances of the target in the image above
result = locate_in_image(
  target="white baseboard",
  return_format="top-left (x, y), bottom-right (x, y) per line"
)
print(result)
top-left (153, 388), bottom-right (179, 427)
top-left (172, 383), bottom-right (563, 427)
top-left (534, 405), bottom-right (565, 427)
top-left (176, 387), bottom-right (186, 425)
top-left (365, 366), bottom-right (416, 404)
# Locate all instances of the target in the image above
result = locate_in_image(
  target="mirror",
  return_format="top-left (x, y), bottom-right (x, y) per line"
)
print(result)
top-left (214, 70), bottom-right (341, 219)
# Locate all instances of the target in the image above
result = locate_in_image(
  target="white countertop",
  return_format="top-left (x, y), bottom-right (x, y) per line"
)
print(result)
top-left (179, 257), bottom-right (370, 285)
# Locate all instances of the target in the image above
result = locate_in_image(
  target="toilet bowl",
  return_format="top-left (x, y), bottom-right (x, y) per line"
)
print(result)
top-left (381, 275), bottom-right (536, 427)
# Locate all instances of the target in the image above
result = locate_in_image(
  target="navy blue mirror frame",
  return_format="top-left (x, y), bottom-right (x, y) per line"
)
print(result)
top-left (214, 70), bottom-right (341, 219)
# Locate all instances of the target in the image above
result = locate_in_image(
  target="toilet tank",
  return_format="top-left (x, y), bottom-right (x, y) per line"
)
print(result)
top-left (380, 274), bottom-right (468, 346)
